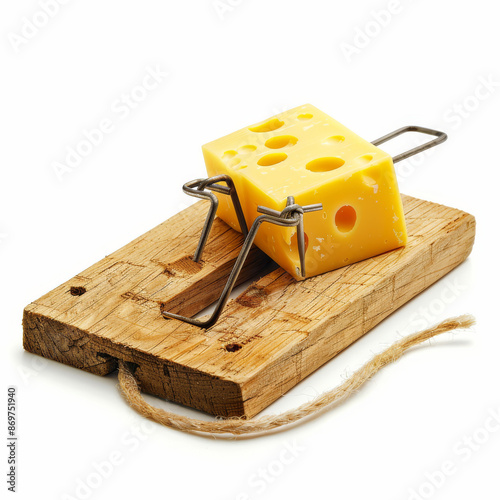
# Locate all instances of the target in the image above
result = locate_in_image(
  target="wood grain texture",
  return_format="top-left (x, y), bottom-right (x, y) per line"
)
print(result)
top-left (23, 195), bottom-right (475, 417)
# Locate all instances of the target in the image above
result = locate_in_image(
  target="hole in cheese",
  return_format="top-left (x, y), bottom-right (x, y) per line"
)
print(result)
top-left (222, 150), bottom-right (237, 159)
top-left (353, 154), bottom-right (374, 165)
top-left (306, 157), bottom-right (345, 172)
top-left (257, 153), bottom-right (288, 166)
top-left (335, 205), bottom-right (357, 233)
top-left (297, 113), bottom-right (313, 120)
top-left (249, 118), bottom-right (284, 133)
top-left (238, 145), bottom-right (257, 154)
top-left (324, 135), bottom-right (345, 145)
top-left (265, 135), bottom-right (298, 149)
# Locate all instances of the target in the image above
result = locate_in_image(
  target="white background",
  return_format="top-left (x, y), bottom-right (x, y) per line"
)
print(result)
top-left (1, 1), bottom-right (499, 499)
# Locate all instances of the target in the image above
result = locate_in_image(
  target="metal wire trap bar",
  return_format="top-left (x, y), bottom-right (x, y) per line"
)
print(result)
top-left (161, 196), bottom-right (322, 328)
top-left (161, 125), bottom-right (447, 328)
top-left (183, 175), bottom-right (248, 263)
top-left (372, 125), bottom-right (447, 163)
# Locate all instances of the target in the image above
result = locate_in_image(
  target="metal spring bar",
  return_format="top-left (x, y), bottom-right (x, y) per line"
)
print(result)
top-left (161, 196), bottom-right (322, 328)
top-left (372, 125), bottom-right (447, 163)
top-left (184, 175), bottom-right (249, 263)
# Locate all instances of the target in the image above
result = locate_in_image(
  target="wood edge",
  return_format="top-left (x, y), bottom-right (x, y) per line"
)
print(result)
top-left (237, 206), bottom-right (477, 417)
top-left (22, 306), bottom-right (118, 376)
top-left (22, 305), bottom-right (247, 417)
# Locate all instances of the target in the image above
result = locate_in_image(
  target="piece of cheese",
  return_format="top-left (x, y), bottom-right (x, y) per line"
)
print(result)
top-left (202, 104), bottom-right (407, 279)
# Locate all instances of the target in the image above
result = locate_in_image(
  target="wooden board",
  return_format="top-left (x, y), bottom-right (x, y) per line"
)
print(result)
top-left (23, 195), bottom-right (475, 417)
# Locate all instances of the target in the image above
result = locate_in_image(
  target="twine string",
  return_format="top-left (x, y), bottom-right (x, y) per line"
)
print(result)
top-left (118, 315), bottom-right (475, 437)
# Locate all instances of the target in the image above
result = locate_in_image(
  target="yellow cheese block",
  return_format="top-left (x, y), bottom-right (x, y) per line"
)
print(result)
top-left (202, 104), bottom-right (407, 279)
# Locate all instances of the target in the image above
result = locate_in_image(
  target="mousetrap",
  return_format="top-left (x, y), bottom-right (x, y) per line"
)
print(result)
top-left (23, 112), bottom-right (475, 418)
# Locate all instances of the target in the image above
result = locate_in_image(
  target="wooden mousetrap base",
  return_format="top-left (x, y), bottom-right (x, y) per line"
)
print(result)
top-left (23, 195), bottom-right (475, 418)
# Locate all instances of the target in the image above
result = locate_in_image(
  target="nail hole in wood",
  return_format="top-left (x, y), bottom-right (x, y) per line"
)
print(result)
top-left (225, 343), bottom-right (242, 353)
top-left (70, 286), bottom-right (86, 296)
